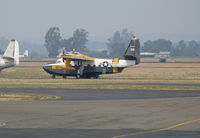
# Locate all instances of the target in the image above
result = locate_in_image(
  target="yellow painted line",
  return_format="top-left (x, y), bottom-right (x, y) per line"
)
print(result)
top-left (0, 122), bottom-right (5, 127)
top-left (112, 118), bottom-right (200, 138)
top-left (159, 118), bottom-right (200, 131)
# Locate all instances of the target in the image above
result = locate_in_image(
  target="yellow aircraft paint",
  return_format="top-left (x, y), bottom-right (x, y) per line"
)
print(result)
top-left (52, 65), bottom-right (75, 71)
top-left (61, 53), bottom-right (95, 61)
top-left (112, 58), bottom-right (119, 73)
top-left (131, 37), bottom-right (137, 40)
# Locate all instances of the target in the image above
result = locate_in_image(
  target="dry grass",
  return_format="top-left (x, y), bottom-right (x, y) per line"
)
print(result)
top-left (0, 59), bottom-right (199, 89)
top-left (104, 63), bottom-right (200, 81)
top-left (0, 122), bottom-right (5, 127)
top-left (0, 93), bottom-right (61, 101)
top-left (141, 58), bottom-right (200, 63)
top-left (1, 84), bottom-right (199, 90)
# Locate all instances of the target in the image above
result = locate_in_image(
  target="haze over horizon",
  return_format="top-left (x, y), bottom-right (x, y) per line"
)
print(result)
top-left (0, 0), bottom-right (200, 44)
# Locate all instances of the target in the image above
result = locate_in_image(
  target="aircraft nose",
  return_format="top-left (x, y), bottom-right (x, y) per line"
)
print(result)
top-left (43, 65), bottom-right (51, 72)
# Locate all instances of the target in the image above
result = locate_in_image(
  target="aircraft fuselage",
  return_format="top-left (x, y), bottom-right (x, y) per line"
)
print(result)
top-left (43, 58), bottom-right (135, 78)
top-left (0, 58), bottom-right (15, 70)
top-left (43, 37), bottom-right (140, 79)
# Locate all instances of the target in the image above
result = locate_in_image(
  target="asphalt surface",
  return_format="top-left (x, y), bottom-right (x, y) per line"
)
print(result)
top-left (1, 88), bottom-right (200, 100)
top-left (1, 82), bottom-right (200, 87)
top-left (0, 88), bottom-right (200, 138)
top-left (0, 128), bottom-right (199, 138)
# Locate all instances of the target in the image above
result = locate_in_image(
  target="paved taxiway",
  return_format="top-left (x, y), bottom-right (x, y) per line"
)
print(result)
top-left (1, 88), bottom-right (200, 100)
top-left (0, 88), bottom-right (200, 138)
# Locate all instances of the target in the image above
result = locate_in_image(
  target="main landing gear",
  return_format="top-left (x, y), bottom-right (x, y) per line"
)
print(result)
top-left (52, 74), bottom-right (56, 79)
top-left (51, 74), bottom-right (67, 79)
top-left (76, 74), bottom-right (99, 79)
top-left (76, 74), bottom-right (81, 79)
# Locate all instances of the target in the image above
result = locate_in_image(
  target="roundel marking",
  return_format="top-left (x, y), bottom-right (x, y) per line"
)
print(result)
top-left (103, 61), bottom-right (109, 67)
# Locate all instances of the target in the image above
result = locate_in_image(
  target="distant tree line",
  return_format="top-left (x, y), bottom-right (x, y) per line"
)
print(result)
top-left (171, 40), bottom-right (200, 57)
top-left (142, 39), bottom-right (172, 53)
top-left (142, 39), bottom-right (200, 57)
top-left (107, 30), bottom-right (200, 58)
top-left (45, 27), bottom-right (107, 58)
top-left (45, 27), bottom-right (200, 58)
top-left (107, 29), bottom-right (133, 58)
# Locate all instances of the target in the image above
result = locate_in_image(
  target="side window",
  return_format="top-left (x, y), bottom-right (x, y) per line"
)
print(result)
top-left (63, 58), bottom-right (66, 63)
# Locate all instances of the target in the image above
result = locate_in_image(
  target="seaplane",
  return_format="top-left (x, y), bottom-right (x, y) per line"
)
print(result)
top-left (43, 37), bottom-right (140, 79)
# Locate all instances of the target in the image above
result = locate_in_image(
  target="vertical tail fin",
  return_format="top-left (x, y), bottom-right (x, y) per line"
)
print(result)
top-left (124, 37), bottom-right (140, 64)
top-left (3, 40), bottom-right (19, 65)
top-left (23, 50), bottom-right (28, 57)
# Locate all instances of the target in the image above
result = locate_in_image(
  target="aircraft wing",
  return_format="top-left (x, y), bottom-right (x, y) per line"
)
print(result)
top-left (61, 55), bottom-right (95, 61)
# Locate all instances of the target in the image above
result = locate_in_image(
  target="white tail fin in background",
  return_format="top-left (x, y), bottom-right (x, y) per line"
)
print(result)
top-left (23, 50), bottom-right (28, 57)
top-left (19, 50), bottom-right (29, 58)
top-left (3, 40), bottom-right (19, 65)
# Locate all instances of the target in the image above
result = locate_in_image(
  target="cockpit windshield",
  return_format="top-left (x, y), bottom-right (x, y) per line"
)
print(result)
top-left (66, 51), bottom-right (80, 55)
top-left (56, 58), bottom-right (63, 63)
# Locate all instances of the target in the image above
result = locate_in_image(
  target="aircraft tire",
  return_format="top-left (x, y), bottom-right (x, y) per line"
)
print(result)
top-left (76, 74), bottom-right (81, 79)
top-left (93, 74), bottom-right (99, 79)
top-left (52, 74), bottom-right (56, 79)
top-left (96, 75), bottom-right (99, 79)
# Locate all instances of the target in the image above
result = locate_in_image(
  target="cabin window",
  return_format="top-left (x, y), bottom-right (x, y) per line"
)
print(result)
top-left (63, 58), bottom-right (66, 63)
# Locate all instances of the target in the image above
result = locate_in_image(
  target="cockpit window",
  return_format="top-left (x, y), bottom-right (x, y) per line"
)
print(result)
top-left (63, 58), bottom-right (66, 62)
top-left (56, 58), bottom-right (63, 63)
top-left (56, 60), bottom-right (61, 63)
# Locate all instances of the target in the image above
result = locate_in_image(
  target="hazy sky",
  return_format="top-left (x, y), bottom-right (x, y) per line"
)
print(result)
top-left (0, 0), bottom-right (200, 43)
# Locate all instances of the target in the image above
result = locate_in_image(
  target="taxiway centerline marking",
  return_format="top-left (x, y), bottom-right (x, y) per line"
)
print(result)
top-left (112, 118), bottom-right (200, 138)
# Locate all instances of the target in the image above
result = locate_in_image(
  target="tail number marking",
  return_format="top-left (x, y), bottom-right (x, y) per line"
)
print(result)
top-left (130, 45), bottom-right (135, 51)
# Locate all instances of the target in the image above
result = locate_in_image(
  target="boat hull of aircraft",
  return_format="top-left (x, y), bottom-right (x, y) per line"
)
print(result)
top-left (43, 65), bottom-right (125, 78)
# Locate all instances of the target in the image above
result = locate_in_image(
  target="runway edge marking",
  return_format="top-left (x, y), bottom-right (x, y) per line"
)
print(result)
top-left (112, 118), bottom-right (200, 138)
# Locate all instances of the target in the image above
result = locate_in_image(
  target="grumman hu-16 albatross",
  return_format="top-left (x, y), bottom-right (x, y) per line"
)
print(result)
top-left (0, 40), bottom-right (19, 71)
top-left (43, 37), bottom-right (140, 79)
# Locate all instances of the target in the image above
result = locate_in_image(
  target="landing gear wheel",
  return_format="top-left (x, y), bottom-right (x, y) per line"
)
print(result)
top-left (83, 75), bottom-right (91, 79)
top-left (94, 75), bottom-right (99, 79)
top-left (63, 76), bottom-right (67, 79)
top-left (76, 74), bottom-right (81, 79)
top-left (91, 75), bottom-right (99, 79)
top-left (52, 74), bottom-right (56, 79)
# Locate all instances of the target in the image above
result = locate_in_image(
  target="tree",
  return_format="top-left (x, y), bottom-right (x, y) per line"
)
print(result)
top-left (142, 40), bottom-right (154, 52)
top-left (85, 49), bottom-right (108, 58)
top-left (45, 27), bottom-right (62, 57)
top-left (61, 29), bottom-right (89, 52)
top-left (170, 40), bottom-right (186, 57)
top-left (186, 40), bottom-right (200, 57)
top-left (107, 29), bottom-right (133, 58)
top-left (60, 38), bottom-right (73, 52)
top-left (143, 39), bottom-right (172, 53)
top-left (170, 40), bottom-right (200, 57)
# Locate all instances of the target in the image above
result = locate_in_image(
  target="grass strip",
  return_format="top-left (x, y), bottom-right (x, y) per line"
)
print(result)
top-left (0, 93), bottom-right (61, 101)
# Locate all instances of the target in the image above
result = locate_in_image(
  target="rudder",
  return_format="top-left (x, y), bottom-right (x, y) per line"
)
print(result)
top-left (3, 40), bottom-right (19, 65)
top-left (124, 37), bottom-right (140, 64)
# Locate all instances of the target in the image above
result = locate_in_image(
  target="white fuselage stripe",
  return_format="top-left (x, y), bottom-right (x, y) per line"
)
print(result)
top-left (45, 58), bottom-right (136, 68)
